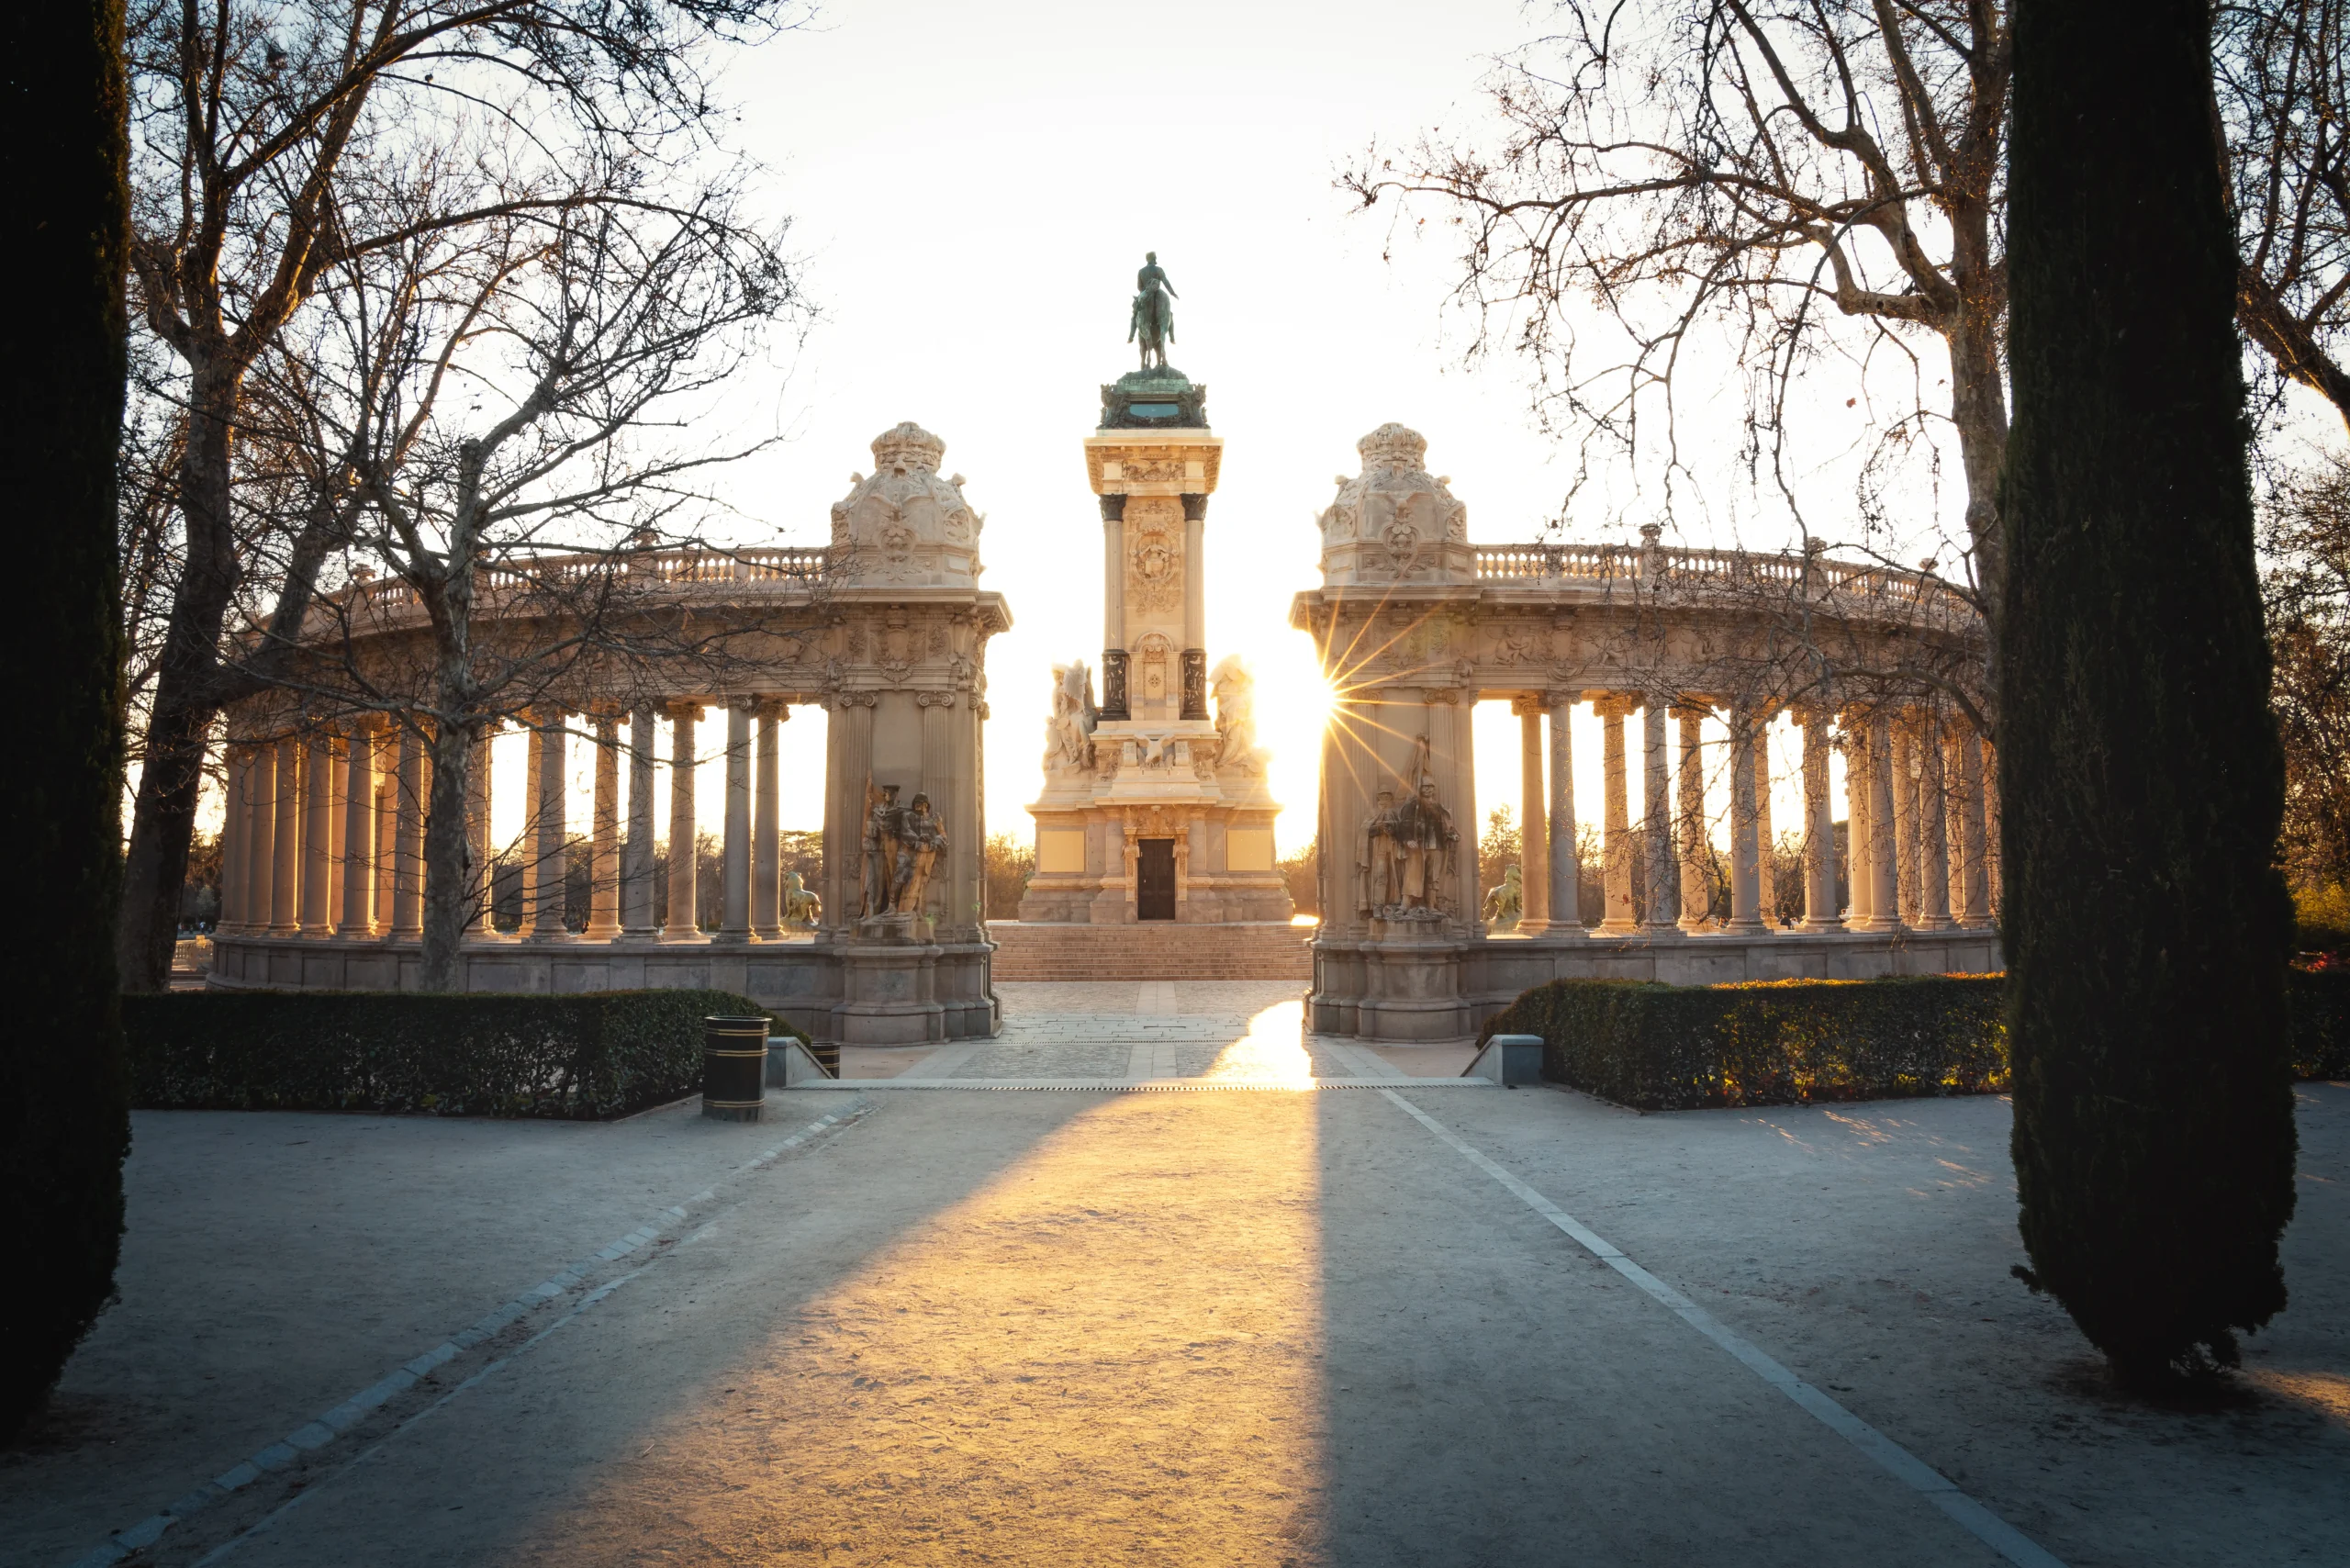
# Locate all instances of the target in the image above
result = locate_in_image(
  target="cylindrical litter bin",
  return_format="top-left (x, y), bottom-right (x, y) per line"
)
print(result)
top-left (701, 1015), bottom-right (770, 1121)
top-left (808, 1039), bottom-right (841, 1079)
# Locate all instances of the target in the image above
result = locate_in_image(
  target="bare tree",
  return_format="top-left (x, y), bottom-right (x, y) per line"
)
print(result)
top-left (2263, 457), bottom-right (2350, 891)
top-left (2220, 0), bottom-right (2350, 430)
top-left (248, 173), bottom-right (800, 987)
top-left (117, 0), bottom-right (807, 990)
top-left (1344, 2), bottom-right (2010, 620)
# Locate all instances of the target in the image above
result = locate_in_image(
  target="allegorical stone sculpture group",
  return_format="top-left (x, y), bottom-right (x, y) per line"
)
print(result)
top-left (1359, 738), bottom-right (1461, 922)
top-left (859, 781), bottom-right (948, 923)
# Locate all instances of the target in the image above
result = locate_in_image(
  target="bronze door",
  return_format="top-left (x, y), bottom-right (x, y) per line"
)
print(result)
top-left (1136, 837), bottom-right (1176, 921)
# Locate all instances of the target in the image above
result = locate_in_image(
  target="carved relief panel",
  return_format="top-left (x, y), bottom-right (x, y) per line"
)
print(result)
top-left (1125, 495), bottom-right (1183, 617)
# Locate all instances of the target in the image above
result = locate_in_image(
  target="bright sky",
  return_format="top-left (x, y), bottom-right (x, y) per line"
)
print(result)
top-left (472, 0), bottom-right (1938, 857)
top-left (229, 0), bottom-right (2228, 859)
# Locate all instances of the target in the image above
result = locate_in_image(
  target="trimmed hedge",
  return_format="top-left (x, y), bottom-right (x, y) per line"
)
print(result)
top-left (1479, 970), bottom-right (2350, 1112)
top-left (120, 990), bottom-right (797, 1120)
top-left (1480, 976), bottom-right (2007, 1112)
top-left (2291, 968), bottom-right (2350, 1080)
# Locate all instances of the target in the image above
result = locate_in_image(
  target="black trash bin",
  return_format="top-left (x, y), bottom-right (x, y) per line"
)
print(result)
top-left (701, 1015), bottom-right (770, 1122)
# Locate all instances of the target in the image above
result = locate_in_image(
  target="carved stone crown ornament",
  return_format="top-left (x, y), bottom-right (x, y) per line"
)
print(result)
top-left (828, 421), bottom-right (983, 588)
top-left (1316, 422), bottom-right (1474, 588)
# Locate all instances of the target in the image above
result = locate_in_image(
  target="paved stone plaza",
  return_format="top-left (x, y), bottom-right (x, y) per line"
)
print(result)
top-left (6, 984), bottom-right (2345, 1567)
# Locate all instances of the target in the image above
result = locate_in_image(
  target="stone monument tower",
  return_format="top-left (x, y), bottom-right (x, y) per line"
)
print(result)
top-left (1016, 260), bottom-right (1291, 924)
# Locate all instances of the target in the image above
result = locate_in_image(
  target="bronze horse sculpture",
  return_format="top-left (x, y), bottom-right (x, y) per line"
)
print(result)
top-left (1129, 251), bottom-right (1178, 374)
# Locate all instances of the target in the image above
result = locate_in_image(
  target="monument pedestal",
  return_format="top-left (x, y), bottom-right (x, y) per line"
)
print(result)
top-left (1017, 353), bottom-right (1292, 933)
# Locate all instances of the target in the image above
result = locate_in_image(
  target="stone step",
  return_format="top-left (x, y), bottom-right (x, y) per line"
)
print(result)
top-left (987, 921), bottom-right (1315, 981)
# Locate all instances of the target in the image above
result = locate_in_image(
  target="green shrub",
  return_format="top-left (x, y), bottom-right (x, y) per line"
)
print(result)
top-left (2290, 969), bottom-right (2350, 1079)
top-left (1481, 971), bottom-right (2350, 1112)
top-left (1480, 976), bottom-right (2009, 1111)
top-left (120, 991), bottom-right (795, 1120)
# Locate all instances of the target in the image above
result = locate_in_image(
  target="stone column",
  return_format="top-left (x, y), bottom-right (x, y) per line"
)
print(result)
top-left (918, 690), bottom-right (957, 924)
top-left (1674, 702), bottom-right (1710, 932)
top-left (622, 703), bottom-right (658, 937)
top-left (1727, 704), bottom-right (1765, 934)
top-left (1100, 499), bottom-right (1128, 720)
top-left (1181, 496), bottom-right (1207, 722)
top-left (1890, 713), bottom-right (1920, 927)
top-left (719, 700), bottom-right (753, 941)
top-left (1982, 736), bottom-right (2002, 919)
top-left (1797, 708), bottom-right (1843, 931)
top-left (532, 711), bottom-right (576, 940)
top-left (301, 729), bottom-right (336, 935)
top-left (465, 724), bottom-right (496, 937)
top-left (1514, 697), bottom-right (1550, 932)
top-left (751, 700), bottom-right (786, 940)
top-left (216, 748), bottom-right (246, 933)
top-left (1842, 720), bottom-right (1873, 929)
top-left (824, 694), bottom-right (876, 930)
top-left (392, 723), bottom-right (425, 940)
top-left (1753, 715), bottom-right (1776, 925)
top-left (373, 768), bottom-right (394, 932)
top-left (1867, 712), bottom-right (1900, 930)
top-left (341, 722), bottom-right (377, 936)
top-left (1641, 697), bottom-right (1675, 932)
top-left (664, 701), bottom-right (702, 939)
top-left (1440, 690), bottom-right (1479, 925)
top-left (586, 709), bottom-right (622, 940)
top-left (1324, 706), bottom-right (1366, 935)
top-left (327, 729), bottom-right (349, 933)
top-left (1547, 693), bottom-right (1582, 933)
top-left (269, 738), bottom-right (301, 935)
top-left (1953, 724), bottom-right (1992, 928)
top-left (1915, 710), bottom-right (1955, 931)
top-left (1596, 696), bottom-right (1638, 934)
top-left (243, 745), bottom-right (276, 936)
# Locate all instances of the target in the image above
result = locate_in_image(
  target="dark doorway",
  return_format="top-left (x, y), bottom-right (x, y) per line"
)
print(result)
top-left (1136, 837), bottom-right (1176, 921)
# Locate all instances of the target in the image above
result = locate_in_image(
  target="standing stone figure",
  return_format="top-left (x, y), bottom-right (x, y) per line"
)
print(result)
top-left (892, 793), bottom-right (947, 915)
top-left (1045, 660), bottom-right (1097, 772)
top-left (1392, 774), bottom-right (1460, 913)
top-left (1360, 788), bottom-right (1404, 914)
top-left (860, 782), bottom-right (903, 919)
top-left (1129, 251), bottom-right (1178, 374)
top-left (1210, 655), bottom-right (1262, 771)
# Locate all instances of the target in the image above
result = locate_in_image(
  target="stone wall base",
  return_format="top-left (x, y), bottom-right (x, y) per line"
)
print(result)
top-left (1310, 926), bottom-right (2003, 1043)
top-left (207, 933), bottom-right (1000, 1048)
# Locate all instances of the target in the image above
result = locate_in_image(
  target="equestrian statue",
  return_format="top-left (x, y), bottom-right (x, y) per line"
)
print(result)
top-left (1129, 251), bottom-right (1178, 374)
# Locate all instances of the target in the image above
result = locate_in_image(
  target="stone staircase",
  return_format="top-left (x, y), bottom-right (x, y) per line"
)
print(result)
top-left (987, 921), bottom-right (1315, 981)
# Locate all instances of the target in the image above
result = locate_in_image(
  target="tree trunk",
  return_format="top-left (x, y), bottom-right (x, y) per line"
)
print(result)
top-left (1947, 272), bottom-right (2010, 631)
top-left (419, 719), bottom-right (476, 991)
top-left (115, 359), bottom-right (243, 991)
top-left (2001, 0), bottom-right (2298, 1383)
top-left (0, 0), bottom-right (133, 1438)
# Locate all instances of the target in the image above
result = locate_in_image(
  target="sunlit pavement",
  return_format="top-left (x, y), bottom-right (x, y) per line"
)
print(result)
top-left (8, 992), bottom-right (2346, 1567)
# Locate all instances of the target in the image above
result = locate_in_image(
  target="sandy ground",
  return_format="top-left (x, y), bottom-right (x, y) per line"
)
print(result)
top-left (3, 999), bottom-right (2343, 1567)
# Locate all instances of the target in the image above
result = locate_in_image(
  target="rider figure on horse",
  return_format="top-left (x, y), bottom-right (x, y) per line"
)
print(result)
top-left (1129, 251), bottom-right (1178, 373)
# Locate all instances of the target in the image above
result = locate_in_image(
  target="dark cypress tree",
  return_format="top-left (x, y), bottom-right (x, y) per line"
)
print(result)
top-left (2001, 0), bottom-right (2299, 1383)
top-left (0, 0), bottom-right (132, 1436)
